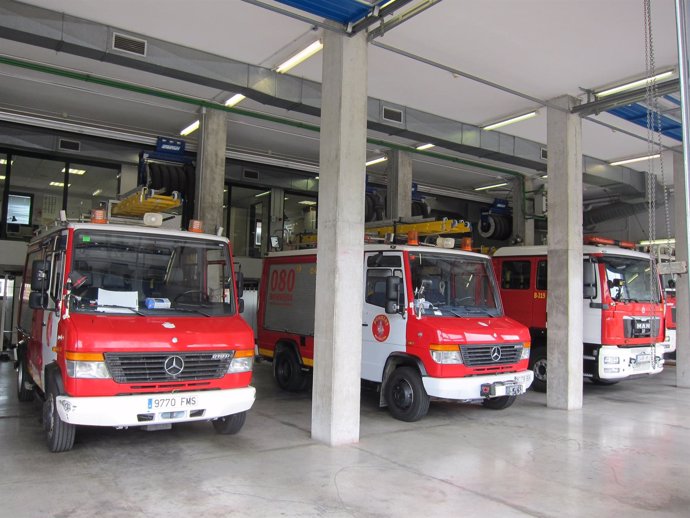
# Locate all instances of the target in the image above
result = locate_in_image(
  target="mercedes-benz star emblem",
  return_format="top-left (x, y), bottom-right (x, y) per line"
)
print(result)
top-left (490, 346), bottom-right (502, 362)
top-left (164, 355), bottom-right (185, 376)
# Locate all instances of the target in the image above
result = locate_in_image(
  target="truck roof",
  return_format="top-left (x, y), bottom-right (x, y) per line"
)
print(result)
top-left (267, 243), bottom-right (490, 259)
top-left (30, 222), bottom-right (229, 245)
top-left (493, 245), bottom-right (651, 260)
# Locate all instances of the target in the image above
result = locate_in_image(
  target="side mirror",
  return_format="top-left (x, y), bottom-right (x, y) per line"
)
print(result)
top-left (235, 271), bottom-right (244, 298)
top-left (238, 298), bottom-right (245, 314)
top-left (31, 260), bottom-right (50, 291)
top-left (583, 261), bottom-right (596, 299)
top-left (29, 291), bottom-right (48, 310)
top-left (385, 276), bottom-right (402, 315)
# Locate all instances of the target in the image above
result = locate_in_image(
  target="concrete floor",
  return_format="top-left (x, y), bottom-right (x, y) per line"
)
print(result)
top-left (1, 359), bottom-right (689, 517)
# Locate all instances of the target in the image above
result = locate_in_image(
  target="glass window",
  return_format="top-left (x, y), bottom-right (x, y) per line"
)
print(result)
top-left (366, 269), bottom-right (392, 308)
top-left (282, 193), bottom-right (317, 250)
top-left (226, 186), bottom-right (270, 257)
top-left (64, 163), bottom-right (119, 220)
top-left (70, 230), bottom-right (236, 316)
top-left (601, 255), bottom-right (658, 303)
top-left (501, 260), bottom-right (531, 290)
top-left (0, 154), bottom-right (7, 227)
top-left (536, 260), bottom-right (547, 291)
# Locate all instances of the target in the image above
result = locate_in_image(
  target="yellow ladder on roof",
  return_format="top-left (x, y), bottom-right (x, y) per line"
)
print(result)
top-left (111, 188), bottom-right (181, 217)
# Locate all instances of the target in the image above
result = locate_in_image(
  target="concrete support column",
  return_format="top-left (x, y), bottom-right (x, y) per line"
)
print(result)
top-left (673, 152), bottom-right (690, 387)
top-left (312, 30), bottom-right (368, 445)
top-left (194, 108), bottom-right (227, 233)
top-left (386, 150), bottom-right (412, 219)
top-left (546, 95), bottom-right (583, 410)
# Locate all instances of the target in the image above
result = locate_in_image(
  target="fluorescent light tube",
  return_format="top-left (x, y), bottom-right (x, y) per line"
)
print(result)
top-left (276, 40), bottom-right (323, 74)
top-left (596, 71), bottom-right (674, 98)
top-left (609, 153), bottom-right (661, 166)
top-left (483, 112), bottom-right (538, 131)
top-left (474, 182), bottom-right (508, 191)
top-left (255, 191), bottom-right (271, 198)
top-left (298, 200), bottom-right (317, 206)
top-left (540, 174), bottom-right (548, 179)
top-left (366, 156), bottom-right (388, 166)
top-left (180, 120), bottom-right (200, 136)
top-left (92, 189), bottom-right (102, 196)
top-left (0, 159), bottom-right (13, 165)
top-left (224, 94), bottom-right (246, 107)
top-left (0, 175), bottom-right (5, 180)
top-left (49, 181), bottom-right (70, 187)
top-left (416, 143), bottom-right (435, 151)
top-left (61, 168), bottom-right (86, 175)
top-left (639, 238), bottom-right (675, 245)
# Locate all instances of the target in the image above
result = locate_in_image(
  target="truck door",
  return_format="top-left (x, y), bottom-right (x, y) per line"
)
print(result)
top-left (361, 251), bottom-right (406, 382)
top-left (582, 257), bottom-right (602, 345)
top-left (497, 258), bottom-right (535, 328)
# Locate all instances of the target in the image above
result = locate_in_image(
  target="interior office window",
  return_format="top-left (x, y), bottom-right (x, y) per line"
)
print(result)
top-left (4, 155), bottom-right (65, 240)
top-left (65, 163), bottom-right (119, 220)
top-left (501, 260), bottom-right (531, 290)
top-left (227, 185), bottom-right (269, 257)
top-left (282, 193), bottom-right (317, 250)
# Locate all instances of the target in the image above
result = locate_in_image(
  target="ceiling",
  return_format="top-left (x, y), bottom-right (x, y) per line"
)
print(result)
top-left (0, 0), bottom-right (683, 205)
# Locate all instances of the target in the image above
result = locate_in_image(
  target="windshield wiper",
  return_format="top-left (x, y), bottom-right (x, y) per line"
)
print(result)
top-left (169, 306), bottom-right (212, 317)
top-left (88, 303), bottom-right (146, 316)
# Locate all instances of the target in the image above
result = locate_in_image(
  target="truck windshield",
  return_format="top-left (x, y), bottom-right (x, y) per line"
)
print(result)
top-left (70, 230), bottom-right (236, 316)
top-left (408, 251), bottom-right (501, 317)
top-left (601, 256), bottom-right (659, 303)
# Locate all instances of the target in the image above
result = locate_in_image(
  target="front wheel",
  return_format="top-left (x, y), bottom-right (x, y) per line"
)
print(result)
top-left (43, 382), bottom-right (76, 453)
top-left (212, 411), bottom-right (247, 434)
top-left (481, 395), bottom-right (517, 410)
top-left (384, 367), bottom-right (430, 422)
top-left (530, 348), bottom-right (547, 393)
top-left (16, 354), bottom-right (34, 402)
top-left (273, 348), bottom-right (307, 392)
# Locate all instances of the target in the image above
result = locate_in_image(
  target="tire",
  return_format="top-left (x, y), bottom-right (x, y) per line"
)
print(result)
top-left (530, 348), bottom-right (547, 393)
top-left (212, 411), bottom-right (247, 435)
top-left (481, 395), bottom-right (517, 410)
top-left (16, 356), bottom-right (34, 402)
top-left (478, 215), bottom-right (496, 238)
top-left (384, 366), bottom-right (430, 422)
top-left (273, 348), bottom-right (307, 392)
top-left (43, 379), bottom-right (76, 453)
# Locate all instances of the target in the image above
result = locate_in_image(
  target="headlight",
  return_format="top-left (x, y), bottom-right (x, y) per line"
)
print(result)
top-left (430, 345), bottom-right (463, 364)
top-left (66, 360), bottom-right (111, 379)
top-left (228, 350), bottom-right (254, 373)
top-left (603, 356), bottom-right (620, 364)
top-left (521, 341), bottom-right (531, 360)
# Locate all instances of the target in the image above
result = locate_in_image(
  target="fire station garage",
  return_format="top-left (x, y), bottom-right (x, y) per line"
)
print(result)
top-left (1, 0), bottom-right (690, 515)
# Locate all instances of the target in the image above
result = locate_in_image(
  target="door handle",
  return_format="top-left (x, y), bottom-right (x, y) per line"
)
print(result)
top-left (362, 323), bottom-right (369, 327)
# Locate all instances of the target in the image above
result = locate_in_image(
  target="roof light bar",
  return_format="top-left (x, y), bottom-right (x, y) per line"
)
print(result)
top-left (276, 40), bottom-right (323, 74)
top-left (474, 182), bottom-right (508, 191)
top-left (483, 111), bottom-right (537, 131)
top-left (366, 156), bottom-right (388, 167)
top-left (595, 71), bottom-right (674, 98)
top-left (609, 153), bottom-right (661, 166)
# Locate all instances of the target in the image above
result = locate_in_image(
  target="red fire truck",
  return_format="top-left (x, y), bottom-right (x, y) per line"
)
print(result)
top-left (257, 241), bottom-right (533, 422)
top-left (15, 217), bottom-right (255, 451)
top-left (493, 240), bottom-right (665, 392)
top-left (659, 266), bottom-right (677, 358)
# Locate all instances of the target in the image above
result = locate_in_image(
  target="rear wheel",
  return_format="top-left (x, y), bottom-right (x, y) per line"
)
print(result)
top-left (212, 411), bottom-right (247, 434)
top-left (530, 348), bottom-right (547, 393)
top-left (384, 367), bottom-right (430, 422)
top-left (481, 395), bottom-right (517, 410)
top-left (273, 348), bottom-right (307, 392)
top-left (43, 380), bottom-right (76, 453)
top-left (16, 354), bottom-right (34, 402)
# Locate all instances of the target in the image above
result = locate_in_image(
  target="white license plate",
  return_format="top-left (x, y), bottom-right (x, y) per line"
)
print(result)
top-left (505, 384), bottom-right (523, 396)
top-left (147, 395), bottom-right (198, 411)
top-left (636, 353), bottom-right (651, 363)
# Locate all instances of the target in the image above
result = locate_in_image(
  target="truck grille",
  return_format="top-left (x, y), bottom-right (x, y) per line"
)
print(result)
top-left (104, 352), bottom-right (233, 383)
top-left (623, 317), bottom-right (661, 338)
top-left (460, 344), bottom-right (523, 367)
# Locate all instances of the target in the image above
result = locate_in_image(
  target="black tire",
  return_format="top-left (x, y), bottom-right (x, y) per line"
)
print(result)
top-left (43, 379), bottom-right (76, 453)
top-left (482, 395), bottom-right (517, 410)
top-left (384, 366), bottom-right (430, 422)
top-left (273, 348), bottom-right (307, 392)
top-left (530, 348), bottom-right (547, 393)
top-left (16, 354), bottom-right (34, 402)
top-left (212, 411), bottom-right (247, 435)
top-left (478, 215), bottom-right (496, 238)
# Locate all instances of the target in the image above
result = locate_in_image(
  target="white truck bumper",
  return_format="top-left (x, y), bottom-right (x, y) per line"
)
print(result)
top-left (658, 330), bottom-right (676, 355)
top-left (56, 386), bottom-right (256, 427)
top-left (598, 345), bottom-right (664, 380)
top-left (422, 371), bottom-right (534, 401)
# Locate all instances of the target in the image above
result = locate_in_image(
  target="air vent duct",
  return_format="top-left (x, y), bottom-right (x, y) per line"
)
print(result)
top-left (540, 148), bottom-right (548, 160)
top-left (243, 169), bottom-right (260, 180)
top-left (112, 33), bottom-right (147, 57)
top-left (382, 106), bottom-right (404, 124)
top-left (58, 139), bottom-right (81, 151)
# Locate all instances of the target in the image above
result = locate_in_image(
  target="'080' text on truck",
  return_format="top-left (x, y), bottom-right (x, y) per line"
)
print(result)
top-left (16, 221), bottom-right (255, 452)
top-left (258, 244), bottom-right (533, 421)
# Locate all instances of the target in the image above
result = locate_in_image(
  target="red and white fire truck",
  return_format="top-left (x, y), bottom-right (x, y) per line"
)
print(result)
top-left (15, 215), bottom-right (255, 451)
top-left (257, 238), bottom-right (533, 422)
top-left (493, 238), bottom-right (665, 392)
